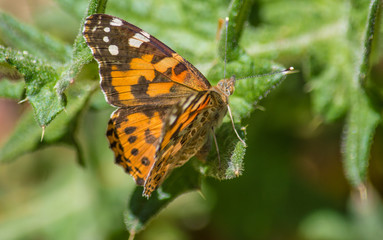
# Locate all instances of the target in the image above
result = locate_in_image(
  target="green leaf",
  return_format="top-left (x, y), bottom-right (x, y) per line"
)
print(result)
top-left (209, 55), bottom-right (289, 118)
top-left (359, 0), bottom-right (383, 105)
top-left (341, 0), bottom-right (382, 188)
top-left (0, 12), bottom-right (71, 63)
top-left (358, 0), bottom-right (381, 85)
top-left (0, 62), bottom-right (24, 99)
top-left (56, 49), bottom-right (93, 95)
top-left (218, 0), bottom-right (253, 61)
top-left (0, 46), bottom-right (65, 127)
top-left (195, 122), bottom-right (246, 179)
top-left (0, 80), bottom-right (95, 163)
top-left (203, 59), bottom-right (287, 179)
top-left (0, 78), bottom-right (24, 99)
top-left (342, 90), bottom-right (380, 187)
top-left (124, 162), bottom-right (201, 234)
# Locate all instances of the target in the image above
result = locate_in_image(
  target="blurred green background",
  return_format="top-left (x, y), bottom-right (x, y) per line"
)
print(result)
top-left (1, 0), bottom-right (383, 240)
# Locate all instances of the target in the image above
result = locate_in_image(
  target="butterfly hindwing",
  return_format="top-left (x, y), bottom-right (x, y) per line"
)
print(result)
top-left (107, 106), bottom-right (170, 185)
top-left (143, 91), bottom-right (227, 197)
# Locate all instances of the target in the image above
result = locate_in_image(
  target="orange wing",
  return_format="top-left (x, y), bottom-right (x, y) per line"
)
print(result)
top-left (107, 107), bottom-right (164, 185)
top-left (83, 14), bottom-right (213, 186)
top-left (83, 14), bottom-right (211, 108)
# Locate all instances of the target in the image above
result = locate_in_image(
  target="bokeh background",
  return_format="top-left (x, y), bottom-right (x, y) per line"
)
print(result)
top-left (1, 0), bottom-right (383, 240)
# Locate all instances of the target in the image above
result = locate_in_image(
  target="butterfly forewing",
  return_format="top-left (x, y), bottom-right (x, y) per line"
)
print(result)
top-left (83, 14), bottom-right (211, 108)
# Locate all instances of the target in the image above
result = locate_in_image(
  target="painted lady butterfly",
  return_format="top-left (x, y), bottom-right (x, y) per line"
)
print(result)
top-left (83, 14), bottom-right (245, 197)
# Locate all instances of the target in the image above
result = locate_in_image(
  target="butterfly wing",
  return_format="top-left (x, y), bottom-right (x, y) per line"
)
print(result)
top-left (143, 91), bottom-right (227, 197)
top-left (83, 14), bottom-right (212, 186)
top-left (107, 107), bottom-right (167, 185)
top-left (83, 14), bottom-right (211, 108)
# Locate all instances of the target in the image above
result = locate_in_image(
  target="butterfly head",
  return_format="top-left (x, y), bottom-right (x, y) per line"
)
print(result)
top-left (217, 75), bottom-right (236, 97)
top-left (216, 75), bottom-right (247, 147)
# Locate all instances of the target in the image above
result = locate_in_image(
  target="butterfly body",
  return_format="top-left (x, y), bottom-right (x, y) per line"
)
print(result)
top-left (83, 14), bottom-right (235, 197)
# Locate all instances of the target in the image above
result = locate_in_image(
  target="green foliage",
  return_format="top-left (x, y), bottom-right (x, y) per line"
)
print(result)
top-left (342, 0), bottom-right (382, 188)
top-left (0, 80), bottom-right (96, 164)
top-left (0, 13), bottom-right (71, 63)
top-left (125, 162), bottom-right (201, 233)
top-left (0, 45), bottom-right (65, 126)
top-left (0, 0), bottom-right (382, 239)
top-left (0, 0), bottom-right (106, 127)
top-left (196, 122), bottom-right (247, 179)
top-left (343, 90), bottom-right (380, 186)
top-left (0, 64), bottom-right (24, 99)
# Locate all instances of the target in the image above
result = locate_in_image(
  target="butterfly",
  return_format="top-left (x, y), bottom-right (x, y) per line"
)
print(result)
top-left (83, 14), bottom-right (245, 198)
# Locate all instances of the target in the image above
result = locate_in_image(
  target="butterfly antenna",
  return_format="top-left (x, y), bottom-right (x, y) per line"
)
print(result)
top-left (236, 67), bottom-right (297, 81)
top-left (223, 17), bottom-right (229, 79)
top-left (212, 128), bottom-right (221, 168)
top-left (227, 104), bottom-right (247, 147)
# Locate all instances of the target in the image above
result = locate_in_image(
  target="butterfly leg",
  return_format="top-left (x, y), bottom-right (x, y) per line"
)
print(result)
top-left (227, 104), bottom-right (247, 147)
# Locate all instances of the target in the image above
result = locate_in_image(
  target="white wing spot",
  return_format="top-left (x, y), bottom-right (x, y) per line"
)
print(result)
top-left (133, 32), bottom-right (150, 42)
top-left (103, 36), bottom-right (109, 42)
top-left (92, 26), bottom-right (97, 32)
top-left (128, 33), bottom-right (150, 48)
top-left (110, 18), bottom-right (123, 26)
top-left (128, 38), bottom-right (143, 48)
top-left (141, 31), bottom-right (150, 38)
top-left (104, 27), bottom-right (110, 32)
top-left (108, 45), bottom-right (119, 55)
